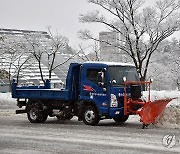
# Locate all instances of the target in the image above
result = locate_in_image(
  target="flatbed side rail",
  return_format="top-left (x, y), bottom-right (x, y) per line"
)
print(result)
top-left (11, 79), bottom-right (69, 100)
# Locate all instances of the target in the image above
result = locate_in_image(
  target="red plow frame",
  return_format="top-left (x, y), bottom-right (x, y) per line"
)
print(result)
top-left (123, 81), bottom-right (176, 128)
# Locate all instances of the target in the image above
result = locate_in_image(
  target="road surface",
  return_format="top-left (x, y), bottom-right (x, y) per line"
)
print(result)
top-left (0, 110), bottom-right (179, 154)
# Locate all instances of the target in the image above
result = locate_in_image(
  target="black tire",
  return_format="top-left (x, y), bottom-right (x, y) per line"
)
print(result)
top-left (27, 104), bottom-right (47, 123)
top-left (82, 106), bottom-right (100, 126)
top-left (113, 115), bottom-right (129, 123)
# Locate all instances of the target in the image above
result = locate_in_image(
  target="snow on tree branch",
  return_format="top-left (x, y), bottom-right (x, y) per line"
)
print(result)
top-left (80, 0), bottom-right (180, 82)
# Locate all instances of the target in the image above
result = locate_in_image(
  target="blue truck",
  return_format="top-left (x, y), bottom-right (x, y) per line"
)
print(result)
top-left (12, 62), bottom-right (140, 126)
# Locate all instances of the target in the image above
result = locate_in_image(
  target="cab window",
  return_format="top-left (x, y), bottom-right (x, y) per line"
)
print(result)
top-left (86, 69), bottom-right (101, 84)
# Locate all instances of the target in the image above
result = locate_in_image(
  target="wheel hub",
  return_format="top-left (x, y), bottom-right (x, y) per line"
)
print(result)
top-left (85, 109), bottom-right (95, 123)
top-left (29, 108), bottom-right (38, 120)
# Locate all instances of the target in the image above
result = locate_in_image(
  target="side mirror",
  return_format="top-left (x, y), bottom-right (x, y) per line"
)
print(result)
top-left (97, 71), bottom-right (104, 82)
top-left (110, 79), bottom-right (117, 85)
top-left (97, 71), bottom-right (105, 87)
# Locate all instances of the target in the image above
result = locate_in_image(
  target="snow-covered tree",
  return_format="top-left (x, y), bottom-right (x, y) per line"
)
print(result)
top-left (166, 39), bottom-right (180, 90)
top-left (24, 33), bottom-right (50, 84)
top-left (79, 0), bottom-right (180, 82)
top-left (78, 41), bottom-right (100, 61)
top-left (45, 28), bottom-right (68, 80)
top-left (0, 36), bottom-right (32, 86)
top-left (24, 28), bottom-right (78, 85)
top-left (147, 38), bottom-right (180, 90)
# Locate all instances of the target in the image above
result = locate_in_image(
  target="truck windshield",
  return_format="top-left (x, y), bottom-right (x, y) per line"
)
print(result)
top-left (108, 66), bottom-right (139, 86)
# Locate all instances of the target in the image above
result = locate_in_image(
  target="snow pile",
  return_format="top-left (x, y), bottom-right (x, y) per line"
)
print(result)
top-left (0, 93), bottom-right (17, 112)
top-left (155, 106), bottom-right (180, 129)
top-left (143, 91), bottom-right (180, 129)
top-left (0, 93), bottom-right (16, 116)
top-left (0, 93), bottom-right (16, 109)
top-left (143, 91), bottom-right (180, 107)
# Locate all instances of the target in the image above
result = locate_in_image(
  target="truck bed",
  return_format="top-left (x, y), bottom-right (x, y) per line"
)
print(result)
top-left (11, 80), bottom-right (70, 100)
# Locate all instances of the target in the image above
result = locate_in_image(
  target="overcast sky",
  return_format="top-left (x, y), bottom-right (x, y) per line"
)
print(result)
top-left (0, 0), bottom-right (179, 48)
top-left (0, 0), bottom-right (103, 48)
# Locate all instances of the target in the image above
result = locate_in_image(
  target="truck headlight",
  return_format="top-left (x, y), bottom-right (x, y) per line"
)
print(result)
top-left (110, 94), bottom-right (118, 107)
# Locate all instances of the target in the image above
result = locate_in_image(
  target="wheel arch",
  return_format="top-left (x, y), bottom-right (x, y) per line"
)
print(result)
top-left (81, 100), bottom-right (96, 107)
top-left (26, 99), bottom-right (46, 108)
top-left (80, 100), bottom-right (99, 113)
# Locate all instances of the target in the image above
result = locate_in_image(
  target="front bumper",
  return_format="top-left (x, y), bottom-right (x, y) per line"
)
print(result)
top-left (109, 107), bottom-right (124, 118)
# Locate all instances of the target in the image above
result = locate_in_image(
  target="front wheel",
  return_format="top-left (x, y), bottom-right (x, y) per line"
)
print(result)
top-left (27, 104), bottom-right (47, 123)
top-left (82, 106), bottom-right (100, 126)
top-left (113, 115), bottom-right (129, 123)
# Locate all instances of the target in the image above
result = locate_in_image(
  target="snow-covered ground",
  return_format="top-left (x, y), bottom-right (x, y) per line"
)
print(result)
top-left (0, 93), bottom-right (16, 109)
top-left (0, 91), bottom-right (180, 129)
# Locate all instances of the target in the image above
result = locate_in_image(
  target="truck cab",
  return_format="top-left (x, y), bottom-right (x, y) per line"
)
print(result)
top-left (77, 62), bottom-right (140, 125)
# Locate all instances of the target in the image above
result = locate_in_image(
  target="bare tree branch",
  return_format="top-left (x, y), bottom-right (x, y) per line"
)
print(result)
top-left (80, 0), bottom-right (180, 81)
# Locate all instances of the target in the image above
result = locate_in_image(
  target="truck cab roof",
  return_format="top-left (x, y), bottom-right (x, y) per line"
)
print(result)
top-left (82, 61), bottom-right (135, 67)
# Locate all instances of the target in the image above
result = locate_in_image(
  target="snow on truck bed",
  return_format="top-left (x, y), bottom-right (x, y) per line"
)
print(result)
top-left (0, 91), bottom-right (180, 129)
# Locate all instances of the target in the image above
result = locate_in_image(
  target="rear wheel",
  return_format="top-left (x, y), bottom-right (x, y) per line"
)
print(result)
top-left (82, 106), bottom-right (100, 126)
top-left (113, 115), bottom-right (129, 123)
top-left (27, 103), bottom-right (47, 123)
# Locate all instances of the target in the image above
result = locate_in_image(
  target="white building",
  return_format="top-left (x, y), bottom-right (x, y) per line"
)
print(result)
top-left (99, 31), bottom-right (122, 62)
top-left (0, 28), bottom-right (82, 92)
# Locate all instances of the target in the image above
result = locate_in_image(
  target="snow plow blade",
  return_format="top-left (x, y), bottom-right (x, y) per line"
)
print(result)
top-left (138, 98), bottom-right (176, 125)
top-left (123, 81), bottom-right (177, 128)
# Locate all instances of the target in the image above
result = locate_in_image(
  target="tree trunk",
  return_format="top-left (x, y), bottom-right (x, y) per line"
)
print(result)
top-left (140, 76), bottom-right (146, 91)
top-left (38, 60), bottom-right (45, 85)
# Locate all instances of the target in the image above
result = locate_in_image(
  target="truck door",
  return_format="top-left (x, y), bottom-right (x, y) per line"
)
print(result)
top-left (80, 68), bottom-right (109, 114)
